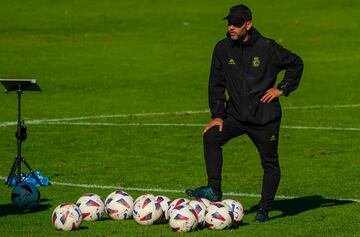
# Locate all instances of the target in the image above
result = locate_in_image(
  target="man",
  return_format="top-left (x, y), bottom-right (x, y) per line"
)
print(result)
top-left (186, 4), bottom-right (303, 222)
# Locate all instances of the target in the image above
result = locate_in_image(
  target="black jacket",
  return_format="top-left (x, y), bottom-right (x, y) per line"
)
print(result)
top-left (209, 28), bottom-right (303, 125)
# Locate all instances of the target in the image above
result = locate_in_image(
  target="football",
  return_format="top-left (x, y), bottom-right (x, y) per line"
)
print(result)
top-left (169, 205), bottom-right (198, 232)
top-left (222, 199), bottom-right (244, 227)
top-left (167, 197), bottom-right (190, 219)
top-left (197, 197), bottom-right (211, 207)
top-left (134, 193), bottom-right (155, 204)
top-left (189, 200), bottom-right (206, 227)
top-left (11, 182), bottom-right (40, 209)
top-left (76, 193), bottom-right (105, 221)
top-left (105, 190), bottom-right (134, 220)
top-left (205, 202), bottom-right (232, 230)
top-left (52, 202), bottom-right (82, 231)
top-left (133, 196), bottom-right (163, 225)
top-left (155, 195), bottom-right (171, 222)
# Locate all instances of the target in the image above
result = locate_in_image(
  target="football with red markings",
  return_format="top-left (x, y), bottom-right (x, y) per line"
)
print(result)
top-left (76, 193), bottom-right (105, 221)
top-left (52, 202), bottom-right (82, 231)
top-left (105, 190), bottom-right (134, 220)
top-left (222, 199), bottom-right (244, 227)
top-left (189, 200), bottom-right (207, 227)
top-left (169, 205), bottom-right (198, 232)
top-left (205, 202), bottom-right (233, 230)
top-left (134, 193), bottom-right (155, 204)
top-left (197, 197), bottom-right (211, 207)
top-left (155, 195), bottom-right (171, 223)
top-left (166, 197), bottom-right (190, 220)
top-left (133, 196), bottom-right (163, 225)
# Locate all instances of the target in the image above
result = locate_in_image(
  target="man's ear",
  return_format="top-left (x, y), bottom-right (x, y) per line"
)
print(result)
top-left (246, 21), bottom-right (253, 30)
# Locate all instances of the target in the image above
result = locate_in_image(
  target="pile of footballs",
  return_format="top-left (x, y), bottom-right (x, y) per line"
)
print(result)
top-left (52, 190), bottom-right (245, 232)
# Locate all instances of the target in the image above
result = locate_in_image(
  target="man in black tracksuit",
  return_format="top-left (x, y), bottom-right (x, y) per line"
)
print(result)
top-left (186, 4), bottom-right (303, 222)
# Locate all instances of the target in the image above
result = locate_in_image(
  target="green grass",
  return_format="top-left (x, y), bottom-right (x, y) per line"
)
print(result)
top-left (0, 0), bottom-right (360, 236)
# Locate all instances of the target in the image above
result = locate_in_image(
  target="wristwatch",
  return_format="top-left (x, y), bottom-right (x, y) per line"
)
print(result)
top-left (277, 84), bottom-right (289, 96)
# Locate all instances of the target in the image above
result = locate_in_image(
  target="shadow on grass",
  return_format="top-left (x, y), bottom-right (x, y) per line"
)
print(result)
top-left (96, 216), bottom-right (114, 222)
top-left (77, 226), bottom-right (89, 230)
top-left (248, 195), bottom-right (354, 220)
top-left (0, 198), bottom-right (52, 217)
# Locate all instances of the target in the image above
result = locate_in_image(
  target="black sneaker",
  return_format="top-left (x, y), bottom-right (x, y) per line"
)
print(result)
top-left (185, 186), bottom-right (222, 202)
top-left (254, 209), bottom-right (269, 222)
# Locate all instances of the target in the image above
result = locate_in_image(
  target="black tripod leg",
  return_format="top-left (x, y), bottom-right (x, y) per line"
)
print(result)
top-left (22, 158), bottom-right (43, 186)
top-left (16, 158), bottom-right (22, 183)
top-left (6, 158), bottom-right (20, 186)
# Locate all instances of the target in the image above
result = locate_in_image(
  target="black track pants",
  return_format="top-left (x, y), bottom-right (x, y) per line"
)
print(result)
top-left (203, 114), bottom-right (281, 211)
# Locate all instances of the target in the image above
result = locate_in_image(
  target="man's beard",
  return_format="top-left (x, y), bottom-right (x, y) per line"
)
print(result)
top-left (230, 30), bottom-right (247, 42)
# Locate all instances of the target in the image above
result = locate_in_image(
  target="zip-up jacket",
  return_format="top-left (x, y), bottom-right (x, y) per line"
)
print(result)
top-left (209, 28), bottom-right (303, 125)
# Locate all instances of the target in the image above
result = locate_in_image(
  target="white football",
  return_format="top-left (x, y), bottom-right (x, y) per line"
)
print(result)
top-left (167, 198), bottom-right (190, 219)
top-left (197, 197), bottom-right (211, 207)
top-left (189, 200), bottom-right (206, 227)
top-left (205, 202), bottom-right (232, 230)
top-left (52, 202), bottom-right (82, 231)
top-left (76, 193), bottom-right (105, 221)
top-left (222, 199), bottom-right (244, 227)
top-left (169, 205), bottom-right (198, 232)
top-left (134, 194), bottom-right (155, 204)
top-left (155, 195), bottom-right (171, 222)
top-left (133, 196), bottom-right (163, 225)
top-left (105, 190), bottom-right (134, 220)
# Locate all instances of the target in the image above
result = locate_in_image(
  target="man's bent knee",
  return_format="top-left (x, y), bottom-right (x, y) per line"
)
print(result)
top-left (203, 126), bottom-right (226, 146)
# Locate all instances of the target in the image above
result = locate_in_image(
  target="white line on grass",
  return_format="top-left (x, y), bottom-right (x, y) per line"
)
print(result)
top-left (282, 103), bottom-right (360, 109)
top-left (43, 122), bottom-right (205, 127)
top-left (0, 103), bottom-right (359, 127)
top-left (282, 125), bottom-right (360, 131)
top-left (41, 181), bottom-right (360, 203)
top-left (49, 181), bottom-right (283, 200)
top-left (0, 110), bottom-right (209, 127)
top-left (2, 176), bottom-right (357, 203)
top-left (35, 121), bottom-right (360, 131)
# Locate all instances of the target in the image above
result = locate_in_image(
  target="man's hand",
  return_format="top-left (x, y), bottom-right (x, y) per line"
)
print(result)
top-left (203, 118), bottom-right (224, 134)
top-left (260, 88), bottom-right (282, 103)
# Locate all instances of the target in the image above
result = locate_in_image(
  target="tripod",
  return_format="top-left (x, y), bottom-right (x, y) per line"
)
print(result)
top-left (0, 79), bottom-right (42, 186)
top-left (6, 90), bottom-right (41, 185)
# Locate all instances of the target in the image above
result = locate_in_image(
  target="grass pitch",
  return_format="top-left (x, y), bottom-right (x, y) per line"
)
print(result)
top-left (0, 0), bottom-right (359, 236)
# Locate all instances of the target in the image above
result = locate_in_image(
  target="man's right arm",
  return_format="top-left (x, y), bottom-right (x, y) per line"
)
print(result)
top-left (208, 43), bottom-right (227, 119)
top-left (205, 43), bottom-right (226, 133)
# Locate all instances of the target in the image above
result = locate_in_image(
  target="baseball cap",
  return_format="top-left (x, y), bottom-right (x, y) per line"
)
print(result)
top-left (223, 4), bottom-right (252, 26)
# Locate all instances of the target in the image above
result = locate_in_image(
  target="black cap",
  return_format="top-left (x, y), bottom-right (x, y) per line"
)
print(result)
top-left (223, 4), bottom-right (252, 26)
